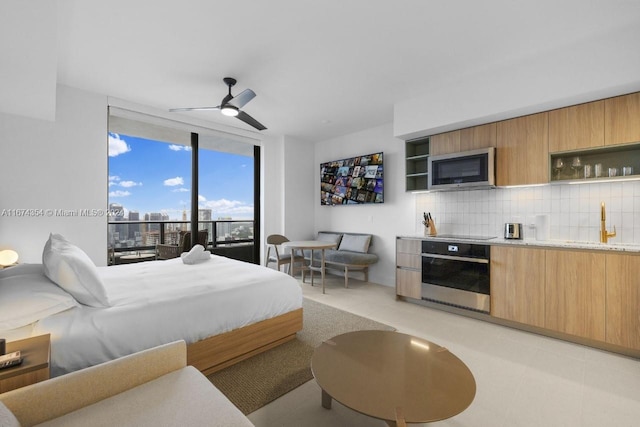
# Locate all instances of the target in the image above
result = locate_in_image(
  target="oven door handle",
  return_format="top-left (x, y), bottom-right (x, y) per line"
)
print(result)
top-left (422, 253), bottom-right (489, 264)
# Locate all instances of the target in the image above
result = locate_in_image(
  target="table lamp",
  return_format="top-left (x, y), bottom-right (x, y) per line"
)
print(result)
top-left (0, 249), bottom-right (19, 268)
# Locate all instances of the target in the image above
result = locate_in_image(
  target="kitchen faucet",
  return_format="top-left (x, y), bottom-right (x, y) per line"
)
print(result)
top-left (600, 202), bottom-right (616, 243)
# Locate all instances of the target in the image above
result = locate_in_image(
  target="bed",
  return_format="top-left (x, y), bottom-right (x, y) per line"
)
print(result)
top-left (0, 234), bottom-right (303, 377)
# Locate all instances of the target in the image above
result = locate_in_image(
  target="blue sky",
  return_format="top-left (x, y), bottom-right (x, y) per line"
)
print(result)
top-left (108, 133), bottom-right (254, 220)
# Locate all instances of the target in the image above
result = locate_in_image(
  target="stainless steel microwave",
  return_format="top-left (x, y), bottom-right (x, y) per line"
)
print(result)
top-left (428, 147), bottom-right (495, 191)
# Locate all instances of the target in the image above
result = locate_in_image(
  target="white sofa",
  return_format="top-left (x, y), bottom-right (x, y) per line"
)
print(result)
top-left (0, 341), bottom-right (253, 427)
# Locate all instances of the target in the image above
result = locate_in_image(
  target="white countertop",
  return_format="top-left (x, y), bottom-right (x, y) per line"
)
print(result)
top-left (399, 234), bottom-right (640, 254)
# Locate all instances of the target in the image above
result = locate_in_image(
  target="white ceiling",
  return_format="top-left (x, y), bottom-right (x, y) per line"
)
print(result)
top-left (2, 0), bottom-right (640, 141)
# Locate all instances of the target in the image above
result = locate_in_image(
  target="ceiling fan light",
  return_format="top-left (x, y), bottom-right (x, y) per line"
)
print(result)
top-left (221, 105), bottom-right (239, 117)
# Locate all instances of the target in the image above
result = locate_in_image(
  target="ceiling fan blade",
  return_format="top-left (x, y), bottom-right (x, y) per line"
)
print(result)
top-left (228, 89), bottom-right (256, 109)
top-left (236, 110), bottom-right (267, 131)
top-left (169, 105), bottom-right (221, 112)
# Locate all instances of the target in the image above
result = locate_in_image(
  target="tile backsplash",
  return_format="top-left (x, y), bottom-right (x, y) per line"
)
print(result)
top-left (415, 180), bottom-right (640, 244)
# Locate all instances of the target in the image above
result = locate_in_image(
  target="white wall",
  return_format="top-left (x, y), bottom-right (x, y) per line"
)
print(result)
top-left (260, 134), bottom-right (284, 262)
top-left (283, 136), bottom-right (316, 240)
top-left (0, 85), bottom-right (108, 264)
top-left (314, 123), bottom-right (415, 287)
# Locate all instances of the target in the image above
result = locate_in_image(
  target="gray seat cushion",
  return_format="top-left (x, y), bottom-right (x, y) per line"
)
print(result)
top-left (309, 249), bottom-right (378, 266)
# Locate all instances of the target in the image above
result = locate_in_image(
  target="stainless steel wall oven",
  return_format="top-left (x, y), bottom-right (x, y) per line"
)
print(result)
top-left (421, 240), bottom-right (490, 313)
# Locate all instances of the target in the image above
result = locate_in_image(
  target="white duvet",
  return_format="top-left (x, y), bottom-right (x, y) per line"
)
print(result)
top-left (33, 255), bottom-right (302, 377)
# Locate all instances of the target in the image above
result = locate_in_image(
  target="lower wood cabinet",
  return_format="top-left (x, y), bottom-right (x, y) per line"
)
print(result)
top-left (404, 238), bottom-right (639, 354)
top-left (490, 246), bottom-right (545, 327)
top-left (605, 253), bottom-right (640, 351)
top-left (396, 269), bottom-right (422, 299)
top-left (544, 249), bottom-right (606, 341)
top-left (396, 238), bottom-right (422, 299)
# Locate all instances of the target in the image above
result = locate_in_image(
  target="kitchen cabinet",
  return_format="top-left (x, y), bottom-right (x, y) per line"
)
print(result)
top-left (429, 130), bottom-right (460, 156)
top-left (496, 112), bottom-right (549, 186)
top-left (605, 253), bottom-right (640, 351)
top-left (405, 137), bottom-right (429, 191)
top-left (605, 92), bottom-right (640, 146)
top-left (459, 123), bottom-right (497, 151)
top-left (545, 249), bottom-right (605, 341)
top-left (490, 246), bottom-right (545, 327)
top-left (549, 143), bottom-right (640, 183)
top-left (396, 237), bottom-right (421, 299)
top-left (549, 100), bottom-right (604, 152)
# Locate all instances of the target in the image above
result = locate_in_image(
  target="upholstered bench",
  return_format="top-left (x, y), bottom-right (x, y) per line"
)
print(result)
top-left (0, 341), bottom-right (253, 427)
top-left (305, 232), bottom-right (378, 287)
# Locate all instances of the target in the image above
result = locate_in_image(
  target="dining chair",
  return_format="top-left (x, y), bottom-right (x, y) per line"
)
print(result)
top-left (265, 234), bottom-right (293, 273)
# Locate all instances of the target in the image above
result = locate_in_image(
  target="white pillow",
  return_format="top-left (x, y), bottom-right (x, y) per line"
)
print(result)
top-left (316, 232), bottom-right (342, 246)
top-left (42, 233), bottom-right (111, 307)
top-left (0, 263), bottom-right (78, 330)
top-left (338, 234), bottom-right (371, 253)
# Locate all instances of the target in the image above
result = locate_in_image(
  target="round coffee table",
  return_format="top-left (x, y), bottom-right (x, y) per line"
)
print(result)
top-left (310, 330), bottom-right (476, 426)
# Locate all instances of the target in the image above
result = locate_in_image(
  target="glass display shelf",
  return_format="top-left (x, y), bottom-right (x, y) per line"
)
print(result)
top-left (550, 142), bottom-right (640, 183)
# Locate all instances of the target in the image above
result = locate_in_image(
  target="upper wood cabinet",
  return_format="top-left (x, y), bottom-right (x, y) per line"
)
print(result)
top-left (459, 123), bottom-right (497, 151)
top-left (549, 100), bottom-right (605, 152)
top-left (429, 130), bottom-right (460, 156)
top-left (605, 253), bottom-right (640, 351)
top-left (545, 249), bottom-right (606, 341)
top-left (605, 92), bottom-right (640, 146)
top-left (496, 112), bottom-right (549, 186)
top-left (431, 124), bottom-right (496, 156)
top-left (490, 246), bottom-right (545, 327)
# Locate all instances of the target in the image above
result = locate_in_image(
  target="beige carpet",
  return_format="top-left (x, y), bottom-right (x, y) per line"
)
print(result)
top-left (208, 298), bottom-right (395, 415)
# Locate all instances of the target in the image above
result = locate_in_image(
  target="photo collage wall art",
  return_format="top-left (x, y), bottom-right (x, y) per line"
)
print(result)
top-left (320, 152), bottom-right (383, 205)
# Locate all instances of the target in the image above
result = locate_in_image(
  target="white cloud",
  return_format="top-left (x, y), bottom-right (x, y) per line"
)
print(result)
top-left (108, 175), bottom-right (120, 186)
top-left (109, 190), bottom-right (131, 197)
top-left (119, 180), bottom-right (142, 188)
top-left (198, 195), bottom-right (207, 202)
top-left (164, 176), bottom-right (184, 186)
top-left (168, 144), bottom-right (191, 151)
top-left (108, 133), bottom-right (131, 157)
top-left (172, 187), bottom-right (190, 193)
top-left (201, 198), bottom-right (254, 216)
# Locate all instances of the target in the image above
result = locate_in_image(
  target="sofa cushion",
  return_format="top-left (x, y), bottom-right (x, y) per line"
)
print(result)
top-left (0, 402), bottom-right (20, 427)
top-left (309, 249), bottom-right (378, 266)
top-left (338, 234), bottom-right (371, 253)
top-left (316, 232), bottom-right (342, 246)
top-left (36, 366), bottom-right (253, 427)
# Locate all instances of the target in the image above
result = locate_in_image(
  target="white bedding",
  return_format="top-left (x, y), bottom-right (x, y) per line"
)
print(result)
top-left (31, 255), bottom-right (302, 377)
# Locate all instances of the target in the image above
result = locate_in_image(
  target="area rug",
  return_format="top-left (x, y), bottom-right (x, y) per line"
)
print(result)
top-left (208, 298), bottom-right (395, 415)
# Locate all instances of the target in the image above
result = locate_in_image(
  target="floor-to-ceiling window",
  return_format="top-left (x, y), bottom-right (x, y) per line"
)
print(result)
top-left (107, 108), bottom-right (259, 265)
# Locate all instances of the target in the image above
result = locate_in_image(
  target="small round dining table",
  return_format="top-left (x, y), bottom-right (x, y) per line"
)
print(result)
top-left (281, 240), bottom-right (337, 293)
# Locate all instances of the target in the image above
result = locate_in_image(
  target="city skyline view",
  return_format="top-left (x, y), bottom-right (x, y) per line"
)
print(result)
top-left (108, 132), bottom-right (254, 221)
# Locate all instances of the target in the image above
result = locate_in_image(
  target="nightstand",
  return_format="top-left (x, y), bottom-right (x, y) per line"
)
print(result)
top-left (0, 334), bottom-right (50, 393)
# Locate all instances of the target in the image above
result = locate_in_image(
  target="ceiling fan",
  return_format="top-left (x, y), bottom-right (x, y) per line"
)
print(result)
top-left (170, 77), bottom-right (266, 131)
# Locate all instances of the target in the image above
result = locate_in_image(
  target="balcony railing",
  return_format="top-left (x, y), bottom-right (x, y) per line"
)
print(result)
top-left (107, 219), bottom-right (255, 265)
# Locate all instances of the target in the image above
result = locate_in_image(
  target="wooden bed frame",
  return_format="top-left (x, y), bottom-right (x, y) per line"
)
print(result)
top-left (187, 308), bottom-right (303, 376)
